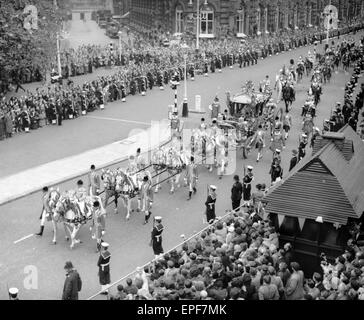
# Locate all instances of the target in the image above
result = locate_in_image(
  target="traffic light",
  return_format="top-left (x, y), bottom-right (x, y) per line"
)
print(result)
top-left (109, 42), bottom-right (113, 55)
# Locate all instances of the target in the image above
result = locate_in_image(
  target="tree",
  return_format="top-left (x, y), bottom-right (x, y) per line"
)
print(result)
top-left (0, 0), bottom-right (63, 88)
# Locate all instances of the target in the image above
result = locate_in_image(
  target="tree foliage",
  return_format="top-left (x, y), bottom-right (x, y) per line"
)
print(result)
top-left (0, 0), bottom-right (63, 80)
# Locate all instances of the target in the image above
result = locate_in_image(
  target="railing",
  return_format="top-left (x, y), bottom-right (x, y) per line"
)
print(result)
top-left (87, 202), bottom-right (245, 300)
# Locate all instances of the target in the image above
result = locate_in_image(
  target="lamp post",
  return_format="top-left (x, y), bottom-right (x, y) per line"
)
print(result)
top-left (56, 33), bottom-right (62, 76)
top-left (181, 43), bottom-right (189, 117)
top-left (118, 30), bottom-right (123, 61)
top-left (189, 0), bottom-right (208, 50)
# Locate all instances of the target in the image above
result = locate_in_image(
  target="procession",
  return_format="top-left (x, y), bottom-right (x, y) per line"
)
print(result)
top-left (1, 0), bottom-right (364, 307)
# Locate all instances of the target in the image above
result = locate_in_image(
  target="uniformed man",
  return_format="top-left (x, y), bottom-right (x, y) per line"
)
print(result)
top-left (185, 156), bottom-right (198, 200)
top-left (88, 164), bottom-right (101, 196)
top-left (141, 175), bottom-right (153, 225)
top-left (170, 112), bottom-right (181, 138)
top-left (199, 117), bottom-right (207, 130)
top-left (283, 110), bottom-right (292, 140)
top-left (97, 242), bottom-right (111, 295)
top-left (150, 216), bottom-right (164, 259)
top-left (136, 148), bottom-right (147, 171)
top-left (298, 133), bottom-right (308, 161)
top-left (8, 287), bottom-right (19, 300)
top-left (91, 201), bottom-right (106, 252)
top-left (242, 166), bottom-right (254, 206)
top-left (35, 186), bottom-right (51, 236)
top-left (209, 96), bottom-right (221, 119)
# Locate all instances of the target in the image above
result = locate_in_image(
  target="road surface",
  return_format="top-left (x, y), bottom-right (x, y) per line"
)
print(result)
top-left (0, 31), bottom-right (362, 300)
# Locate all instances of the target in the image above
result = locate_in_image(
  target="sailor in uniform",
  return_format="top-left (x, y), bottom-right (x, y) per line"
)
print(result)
top-left (150, 216), bottom-right (164, 259)
top-left (35, 186), bottom-right (51, 236)
top-left (8, 287), bottom-right (19, 300)
top-left (97, 242), bottom-right (111, 294)
top-left (185, 156), bottom-right (198, 200)
top-left (242, 166), bottom-right (254, 206)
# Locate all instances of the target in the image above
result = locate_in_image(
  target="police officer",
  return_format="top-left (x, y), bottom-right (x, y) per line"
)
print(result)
top-left (97, 242), bottom-right (111, 294)
top-left (242, 166), bottom-right (254, 206)
top-left (35, 186), bottom-right (51, 236)
top-left (150, 216), bottom-right (164, 259)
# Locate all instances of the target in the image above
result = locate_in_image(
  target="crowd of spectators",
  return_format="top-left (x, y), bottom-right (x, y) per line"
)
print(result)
top-left (107, 201), bottom-right (364, 300)
top-left (0, 24), bottom-right (363, 142)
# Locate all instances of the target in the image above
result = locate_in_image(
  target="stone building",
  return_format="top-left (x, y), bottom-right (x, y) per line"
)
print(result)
top-left (128, 0), bottom-right (363, 38)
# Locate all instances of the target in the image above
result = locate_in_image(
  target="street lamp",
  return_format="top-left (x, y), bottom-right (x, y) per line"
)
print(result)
top-left (118, 30), bottom-right (123, 61)
top-left (188, 0), bottom-right (208, 50)
top-left (181, 43), bottom-right (189, 117)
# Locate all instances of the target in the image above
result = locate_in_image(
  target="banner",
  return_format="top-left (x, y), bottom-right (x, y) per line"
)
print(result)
top-left (278, 214), bottom-right (285, 227)
top-left (298, 217), bottom-right (306, 231)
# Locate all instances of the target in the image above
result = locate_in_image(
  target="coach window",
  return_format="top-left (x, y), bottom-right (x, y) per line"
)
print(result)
top-left (175, 5), bottom-right (183, 34)
top-left (200, 4), bottom-right (214, 38)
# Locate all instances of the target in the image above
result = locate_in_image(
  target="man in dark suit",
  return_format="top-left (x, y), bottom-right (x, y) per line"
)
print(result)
top-left (62, 261), bottom-right (82, 300)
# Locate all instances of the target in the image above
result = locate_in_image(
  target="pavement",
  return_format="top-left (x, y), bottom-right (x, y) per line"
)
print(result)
top-left (0, 30), bottom-right (363, 300)
top-left (0, 119), bottom-right (170, 205)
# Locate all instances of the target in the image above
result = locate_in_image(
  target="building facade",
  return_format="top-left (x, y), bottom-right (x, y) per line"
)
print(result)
top-left (70, 0), bottom-right (114, 20)
top-left (128, 0), bottom-right (364, 38)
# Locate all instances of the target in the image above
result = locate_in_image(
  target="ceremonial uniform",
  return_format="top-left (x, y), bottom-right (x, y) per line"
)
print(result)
top-left (185, 161), bottom-right (198, 199)
top-left (140, 178), bottom-right (153, 224)
top-left (151, 217), bottom-right (164, 257)
top-left (97, 243), bottom-right (111, 293)
top-left (37, 189), bottom-right (51, 236)
top-left (210, 99), bottom-right (221, 119)
top-left (270, 131), bottom-right (285, 153)
top-left (88, 170), bottom-right (101, 196)
top-left (92, 206), bottom-right (106, 251)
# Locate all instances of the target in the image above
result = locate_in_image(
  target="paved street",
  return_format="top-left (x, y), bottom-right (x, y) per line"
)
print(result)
top-left (0, 31), bottom-right (362, 300)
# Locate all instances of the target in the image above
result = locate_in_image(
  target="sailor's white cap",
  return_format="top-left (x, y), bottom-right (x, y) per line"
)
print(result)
top-left (101, 242), bottom-right (109, 248)
top-left (210, 185), bottom-right (217, 190)
top-left (247, 165), bottom-right (253, 170)
top-left (155, 216), bottom-right (162, 221)
top-left (9, 288), bottom-right (18, 295)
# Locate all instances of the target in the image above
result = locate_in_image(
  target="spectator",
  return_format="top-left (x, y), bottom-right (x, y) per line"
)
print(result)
top-left (285, 262), bottom-right (305, 300)
top-left (62, 261), bottom-right (82, 300)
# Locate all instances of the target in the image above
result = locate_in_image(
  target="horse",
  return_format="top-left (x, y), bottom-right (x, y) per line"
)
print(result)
top-left (322, 64), bottom-right (332, 83)
top-left (310, 82), bottom-right (322, 106)
top-left (115, 168), bottom-right (139, 220)
top-left (53, 191), bottom-right (95, 249)
top-left (282, 82), bottom-right (295, 113)
top-left (296, 63), bottom-right (305, 82)
top-left (165, 147), bottom-right (184, 194)
top-left (101, 169), bottom-right (119, 213)
top-left (304, 58), bottom-right (313, 77)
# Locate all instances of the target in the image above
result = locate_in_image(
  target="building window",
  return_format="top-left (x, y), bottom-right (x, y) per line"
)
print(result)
top-left (236, 10), bottom-right (245, 36)
top-left (200, 5), bottom-right (214, 37)
top-left (176, 8), bottom-right (183, 34)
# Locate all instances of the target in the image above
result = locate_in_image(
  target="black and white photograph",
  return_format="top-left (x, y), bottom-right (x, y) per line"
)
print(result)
top-left (0, 0), bottom-right (364, 310)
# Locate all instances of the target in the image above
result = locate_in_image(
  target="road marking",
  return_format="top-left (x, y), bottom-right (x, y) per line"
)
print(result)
top-left (85, 115), bottom-right (150, 126)
top-left (14, 234), bottom-right (34, 244)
